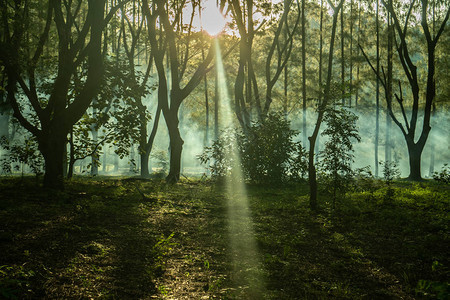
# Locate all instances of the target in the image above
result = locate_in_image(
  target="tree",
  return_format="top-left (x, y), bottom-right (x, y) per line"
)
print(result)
top-left (318, 107), bottom-right (360, 208)
top-left (0, 0), bottom-right (124, 188)
top-left (143, 0), bottom-right (215, 183)
top-left (229, 0), bottom-right (300, 130)
top-left (360, 0), bottom-right (449, 180)
top-left (308, 0), bottom-right (344, 210)
top-left (118, 0), bottom-right (156, 177)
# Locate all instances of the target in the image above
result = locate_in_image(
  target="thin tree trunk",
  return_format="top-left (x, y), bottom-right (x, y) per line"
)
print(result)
top-left (302, 0), bottom-right (307, 145)
top-left (341, 0), bottom-right (345, 106)
top-left (355, 0), bottom-right (361, 106)
top-left (215, 69), bottom-right (219, 140)
top-left (349, 0), bottom-right (353, 107)
top-left (375, 0), bottom-right (380, 177)
top-left (309, 0), bottom-right (343, 210)
top-left (316, 0), bottom-right (324, 161)
top-left (386, 8), bottom-right (393, 164)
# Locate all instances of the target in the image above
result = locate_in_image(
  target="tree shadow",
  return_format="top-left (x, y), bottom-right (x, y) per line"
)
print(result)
top-left (0, 178), bottom-right (161, 298)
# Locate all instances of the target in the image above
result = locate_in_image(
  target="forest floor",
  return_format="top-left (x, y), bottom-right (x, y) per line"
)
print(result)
top-left (0, 176), bottom-right (449, 299)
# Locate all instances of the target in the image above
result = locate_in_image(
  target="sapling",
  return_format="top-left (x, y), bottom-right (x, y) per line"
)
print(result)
top-left (380, 160), bottom-right (400, 203)
top-left (318, 108), bottom-right (360, 209)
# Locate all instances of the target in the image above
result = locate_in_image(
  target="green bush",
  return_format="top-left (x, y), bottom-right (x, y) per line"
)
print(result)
top-left (198, 113), bottom-right (307, 184)
top-left (318, 108), bottom-right (360, 207)
top-left (433, 164), bottom-right (450, 184)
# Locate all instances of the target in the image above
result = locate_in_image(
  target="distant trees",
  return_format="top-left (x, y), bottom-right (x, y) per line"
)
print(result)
top-left (229, 0), bottom-right (300, 130)
top-left (0, 0), bottom-right (449, 196)
top-left (360, 0), bottom-right (449, 181)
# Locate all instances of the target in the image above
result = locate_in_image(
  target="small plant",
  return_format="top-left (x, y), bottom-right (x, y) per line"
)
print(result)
top-left (354, 166), bottom-right (378, 201)
top-left (318, 108), bottom-right (360, 208)
top-left (380, 160), bottom-right (400, 203)
top-left (198, 129), bottom-right (242, 180)
top-left (151, 150), bottom-right (169, 176)
top-left (433, 164), bottom-right (450, 184)
top-left (415, 261), bottom-right (450, 299)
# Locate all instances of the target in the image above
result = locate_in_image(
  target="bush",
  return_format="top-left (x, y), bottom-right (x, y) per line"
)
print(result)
top-left (433, 164), bottom-right (450, 184)
top-left (318, 108), bottom-right (360, 207)
top-left (198, 113), bottom-right (307, 184)
top-left (380, 160), bottom-right (400, 203)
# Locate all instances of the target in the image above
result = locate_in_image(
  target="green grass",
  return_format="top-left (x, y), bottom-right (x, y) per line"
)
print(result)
top-left (0, 176), bottom-right (448, 299)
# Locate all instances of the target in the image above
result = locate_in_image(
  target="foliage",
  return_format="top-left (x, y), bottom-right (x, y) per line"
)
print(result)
top-left (0, 136), bottom-right (43, 176)
top-left (416, 261), bottom-right (450, 299)
top-left (240, 113), bottom-right (307, 184)
top-left (199, 113), bottom-right (307, 184)
top-left (318, 108), bottom-right (360, 207)
top-left (433, 164), bottom-right (450, 184)
top-left (353, 166), bottom-right (379, 201)
top-left (380, 160), bottom-right (400, 203)
top-left (151, 150), bottom-right (169, 176)
top-left (198, 129), bottom-right (242, 179)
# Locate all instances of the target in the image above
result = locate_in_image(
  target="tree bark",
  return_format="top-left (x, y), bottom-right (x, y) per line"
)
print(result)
top-left (40, 130), bottom-right (66, 189)
top-left (309, 0), bottom-right (343, 210)
top-left (166, 111), bottom-right (184, 184)
top-left (407, 140), bottom-right (424, 181)
top-left (302, 0), bottom-right (307, 145)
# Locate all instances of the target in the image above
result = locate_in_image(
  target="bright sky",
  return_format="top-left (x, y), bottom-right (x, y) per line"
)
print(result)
top-left (182, 0), bottom-right (229, 36)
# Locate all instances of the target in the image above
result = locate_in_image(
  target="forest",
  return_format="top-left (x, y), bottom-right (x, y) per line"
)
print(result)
top-left (0, 0), bottom-right (449, 298)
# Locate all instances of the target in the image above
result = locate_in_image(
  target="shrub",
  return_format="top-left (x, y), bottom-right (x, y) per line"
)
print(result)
top-left (433, 164), bottom-right (450, 184)
top-left (318, 108), bottom-right (360, 208)
top-left (380, 160), bottom-right (400, 203)
top-left (198, 113), bottom-right (307, 184)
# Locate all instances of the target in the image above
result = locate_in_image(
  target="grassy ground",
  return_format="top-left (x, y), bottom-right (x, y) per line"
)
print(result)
top-left (0, 176), bottom-right (448, 299)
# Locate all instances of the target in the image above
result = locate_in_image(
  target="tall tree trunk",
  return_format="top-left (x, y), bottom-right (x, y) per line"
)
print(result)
top-left (375, 0), bottom-right (380, 177)
top-left (309, 0), bottom-right (343, 210)
top-left (301, 0), bottom-right (307, 145)
top-left (385, 9), bottom-right (393, 164)
top-left (355, 0), bottom-right (361, 107)
top-left (316, 0), bottom-right (324, 161)
top-left (214, 69), bottom-right (219, 141)
top-left (428, 104), bottom-right (435, 177)
top-left (349, 0), bottom-right (353, 107)
top-left (341, 0), bottom-right (345, 106)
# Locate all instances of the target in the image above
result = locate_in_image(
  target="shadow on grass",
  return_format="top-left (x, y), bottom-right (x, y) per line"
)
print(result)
top-left (0, 177), bottom-right (162, 299)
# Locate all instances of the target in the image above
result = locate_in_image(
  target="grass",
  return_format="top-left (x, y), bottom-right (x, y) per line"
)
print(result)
top-left (0, 176), bottom-right (448, 299)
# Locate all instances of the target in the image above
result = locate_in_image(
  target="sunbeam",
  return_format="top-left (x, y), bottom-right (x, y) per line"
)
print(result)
top-left (214, 39), bottom-right (266, 298)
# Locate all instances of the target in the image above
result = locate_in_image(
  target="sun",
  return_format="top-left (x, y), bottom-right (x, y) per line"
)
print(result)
top-left (200, 0), bottom-right (227, 36)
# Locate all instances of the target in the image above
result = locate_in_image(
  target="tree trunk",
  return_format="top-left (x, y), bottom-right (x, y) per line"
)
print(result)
top-left (308, 135), bottom-right (318, 210)
top-left (375, 0), bottom-right (380, 177)
top-left (166, 114), bottom-right (184, 184)
top-left (308, 0), bottom-right (343, 210)
top-left (407, 141), bottom-right (424, 181)
top-left (301, 0), bottom-right (307, 145)
top-left (340, 1), bottom-right (345, 106)
top-left (385, 9), bottom-right (393, 163)
top-left (67, 129), bottom-right (75, 179)
top-left (41, 131), bottom-right (66, 189)
top-left (141, 105), bottom-right (162, 178)
top-left (91, 125), bottom-right (99, 176)
top-left (141, 151), bottom-right (150, 177)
